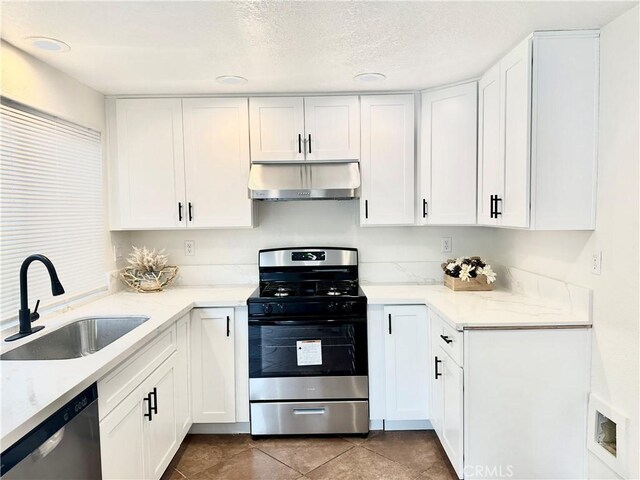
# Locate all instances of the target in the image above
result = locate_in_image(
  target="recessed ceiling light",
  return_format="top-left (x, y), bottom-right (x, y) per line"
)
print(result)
top-left (216, 75), bottom-right (248, 85)
top-left (26, 36), bottom-right (70, 52)
top-left (354, 72), bottom-right (386, 83)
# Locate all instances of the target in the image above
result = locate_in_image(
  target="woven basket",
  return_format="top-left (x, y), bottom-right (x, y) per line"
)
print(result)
top-left (120, 266), bottom-right (178, 293)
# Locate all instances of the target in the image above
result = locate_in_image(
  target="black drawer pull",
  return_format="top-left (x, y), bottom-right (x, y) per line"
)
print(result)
top-left (143, 393), bottom-right (153, 420)
top-left (388, 313), bottom-right (392, 334)
top-left (365, 200), bottom-right (369, 219)
top-left (422, 199), bottom-right (427, 218)
top-left (434, 356), bottom-right (442, 379)
top-left (226, 315), bottom-right (231, 337)
top-left (151, 387), bottom-right (158, 414)
top-left (440, 334), bottom-right (453, 344)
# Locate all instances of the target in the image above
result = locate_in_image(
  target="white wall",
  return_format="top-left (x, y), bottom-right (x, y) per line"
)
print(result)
top-left (491, 7), bottom-right (639, 478)
top-left (130, 201), bottom-right (495, 285)
top-left (0, 40), bottom-right (130, 278)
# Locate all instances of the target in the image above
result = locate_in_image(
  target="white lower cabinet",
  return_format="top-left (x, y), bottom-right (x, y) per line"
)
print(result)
top-left (99, 315), bottom-right (191, 480)
top-left (175, 314), bottom-right (192, 438)
top-left (190, 308), bottom-right (236, 423)
top-left (367, 305), bottom-right (430, 429)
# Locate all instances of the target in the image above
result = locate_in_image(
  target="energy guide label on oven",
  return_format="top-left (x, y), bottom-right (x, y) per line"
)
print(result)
top-left (296, 340), bottom-right (322, 366)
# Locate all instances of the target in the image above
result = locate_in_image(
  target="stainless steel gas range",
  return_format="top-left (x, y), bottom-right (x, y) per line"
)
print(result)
top-left (247, 247), bottom-right (368, 436)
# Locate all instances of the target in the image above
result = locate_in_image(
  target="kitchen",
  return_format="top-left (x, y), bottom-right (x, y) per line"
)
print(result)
top-left (0, 2), bottom-right (638, 480)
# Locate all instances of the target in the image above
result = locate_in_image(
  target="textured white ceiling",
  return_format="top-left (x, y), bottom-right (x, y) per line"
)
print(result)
top-left (1, 1), bottom-right (636, 95)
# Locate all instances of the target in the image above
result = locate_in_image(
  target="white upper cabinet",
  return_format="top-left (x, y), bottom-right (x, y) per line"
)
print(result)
top-left (249, 97), bottom-right (305, 162)
top-left (477, 31), bottom-right (599, 230)
top-left (477, 65), bottom-right (502, 226)
top-left (182, 98), bottom-right (252, 228)
top-left (111, 98), bottom-right (186, 229)
top-left (109, 97), bottom-right (253, 230)
top-left (304, 96), bottom-right (360, 161)
top-left (499, 38), bottom-right (532, 228)
top-left (419, 82), bottom-right (477, 225)
top-left (360, 95), bottom-right (415, 226)
top-left (249, 96), bottom-right (360, 162)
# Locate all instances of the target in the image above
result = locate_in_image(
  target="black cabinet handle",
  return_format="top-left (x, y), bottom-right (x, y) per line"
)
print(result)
top-left (440, 334), bottom-right (453, 344)
top-left (308, 134), bottom-right (312, 153)
top-left (495, 196), bottom-right (502, 217)
top-left (388, 313), bottom-right (392, 334)
top-left (298, 134), bottom-right (302, 154)
top-left (490, 195), bottom-right (495, 218)
top-left (188, 202), bottom-right (193, 222)
top-left (151, 387), bottom-right (158, 414)
top-left (178, 202), bottom-right (183, 222)
top-left (144, 393), bottom-right (153, 420)
top-left (365, 200), bottom-right (369, 219)
top-left (226, 316), bottom-right (231, 337)
top-left (434, 356), bottom-right (442, 379)
top-left (422, 199), bottom-right (427, 218)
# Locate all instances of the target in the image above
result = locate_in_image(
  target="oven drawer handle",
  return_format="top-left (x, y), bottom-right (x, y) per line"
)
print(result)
top-left (293, 407), bottom-right (326, 415)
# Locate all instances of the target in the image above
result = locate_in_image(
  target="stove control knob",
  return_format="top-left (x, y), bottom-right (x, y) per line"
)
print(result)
top-left (278, 303), bottom-right (286, 313)
top-left (328, 302), bottom-right (338, 313)
top-left (342, 303), bottom-right (353, 314)
top-left (262, 303), bottom-right (273, 315)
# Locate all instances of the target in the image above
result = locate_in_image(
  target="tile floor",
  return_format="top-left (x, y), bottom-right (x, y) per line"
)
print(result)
top-left (161, 431), bottom-right (458, 480)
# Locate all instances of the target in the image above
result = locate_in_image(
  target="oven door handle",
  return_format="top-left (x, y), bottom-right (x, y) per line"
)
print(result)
top-left (292, 407), bottom-right (326, 415)
top-left (249, 318), bottom-right (366, 326)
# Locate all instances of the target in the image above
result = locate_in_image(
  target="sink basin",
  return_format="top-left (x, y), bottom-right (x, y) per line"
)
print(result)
top-left (1, 316), bottom-right (149, 360)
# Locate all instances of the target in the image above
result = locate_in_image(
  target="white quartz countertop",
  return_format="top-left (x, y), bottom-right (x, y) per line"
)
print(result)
top-left (361, 284), bottom-right (591, 331)
top-left (1, 280), bottom-right (590, 450)
top-left (0, 286), bottom-right (255, 450)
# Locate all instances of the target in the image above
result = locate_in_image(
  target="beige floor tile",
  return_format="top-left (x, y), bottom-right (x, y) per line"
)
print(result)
top-left (361, 430), bottom-right (443, 472)
top-left (160, 467), bottom-right (186, 480)
top-left (172, 434), bottom-right (255, 477)
top-left (419, 463), bottom-right (459, 480)
top-left (305, 446), bottom-right (420, 480)
top-left (256, 437), bottom-right (354, 474)
top-left (191, 448), bottom-right (302, 480)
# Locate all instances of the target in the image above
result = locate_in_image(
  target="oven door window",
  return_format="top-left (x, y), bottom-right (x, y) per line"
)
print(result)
top-left (249, 319), bottom-right (367, 378)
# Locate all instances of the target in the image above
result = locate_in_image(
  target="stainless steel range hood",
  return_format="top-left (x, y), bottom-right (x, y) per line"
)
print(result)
top-left (248, 162), bottom-right (360, 200)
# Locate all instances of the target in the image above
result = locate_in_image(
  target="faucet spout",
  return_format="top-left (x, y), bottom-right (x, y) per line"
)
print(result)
top-left (5, 254), bottom-right (65, 342)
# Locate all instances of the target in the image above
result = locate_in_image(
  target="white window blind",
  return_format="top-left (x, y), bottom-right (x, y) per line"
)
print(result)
top-left (0, 100), bottom-right (105, 324)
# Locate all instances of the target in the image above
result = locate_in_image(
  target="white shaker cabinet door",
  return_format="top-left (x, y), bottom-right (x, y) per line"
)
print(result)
top-left (175, 314), bottom-right (192, 439)
top-left (249, 97), bottom-right (305, 162)
top-left (383, 305), bottom-right (429, 421)
top-left (143, 355), bottom-right (179, 480)
top-left (191, 308), bottom-right (236, 423)
top-left (182, 98), bottom-right (252, 228)
top-left (439, 348), bottom-right (464, 479)
top-left (477, 65), bottom-right (502, 226)
top-left (100, 385), bottom-right (146, 480)
top-left (420, 82), bottom-right (477, 225)
top-left (360, 95), bottom-right (415, 226)
top-left (304, 96), bottom-right (360, 161)
top-left (112, 98), bottom-right (186, 229)
top-left (499, 38), bottom-right (532, 228)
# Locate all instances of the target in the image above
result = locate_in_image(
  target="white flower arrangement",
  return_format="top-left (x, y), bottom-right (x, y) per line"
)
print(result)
top-left (441, 256), bottom-right (497, 284)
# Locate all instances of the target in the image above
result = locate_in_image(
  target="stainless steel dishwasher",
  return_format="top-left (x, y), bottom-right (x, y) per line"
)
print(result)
top-left (1, 383), bottom-right (102, 479)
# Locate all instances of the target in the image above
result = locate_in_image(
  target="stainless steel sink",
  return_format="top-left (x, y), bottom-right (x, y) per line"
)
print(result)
top-left (1, 316), bottom-right (149, 360)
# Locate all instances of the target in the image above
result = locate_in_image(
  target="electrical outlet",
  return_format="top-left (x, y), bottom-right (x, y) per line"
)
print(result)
top-left (591, 251), bottom-right (602, 275)
top-left (112, 244), bottom-right (122, 262)
top-left (185, 240), bottom-right (195, 256)
top-left (441, 237), bottom-right (452, 253)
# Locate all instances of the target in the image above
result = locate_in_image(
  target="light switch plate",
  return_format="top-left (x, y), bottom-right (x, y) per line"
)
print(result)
top-left (441, 237), bottom-right (452, 253)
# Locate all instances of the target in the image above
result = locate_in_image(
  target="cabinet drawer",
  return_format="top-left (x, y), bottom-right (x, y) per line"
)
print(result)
top-left (98, 324), bottom-right (177, 419)
top-left (431, 310), bottom-right (463, 367)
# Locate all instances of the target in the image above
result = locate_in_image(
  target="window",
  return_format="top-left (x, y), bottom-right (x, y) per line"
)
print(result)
top-left (0, 99), bottom-right (105, 324)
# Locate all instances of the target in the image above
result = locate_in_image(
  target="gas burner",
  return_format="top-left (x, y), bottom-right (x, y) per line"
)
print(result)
top-left (274, 288), bottom-right (290, 297)
top-left (326, 288), bottom-right (341, 296)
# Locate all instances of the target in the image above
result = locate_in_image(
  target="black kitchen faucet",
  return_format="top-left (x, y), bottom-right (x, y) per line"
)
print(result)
top-left (5, 254), bottom-right (65, 342)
